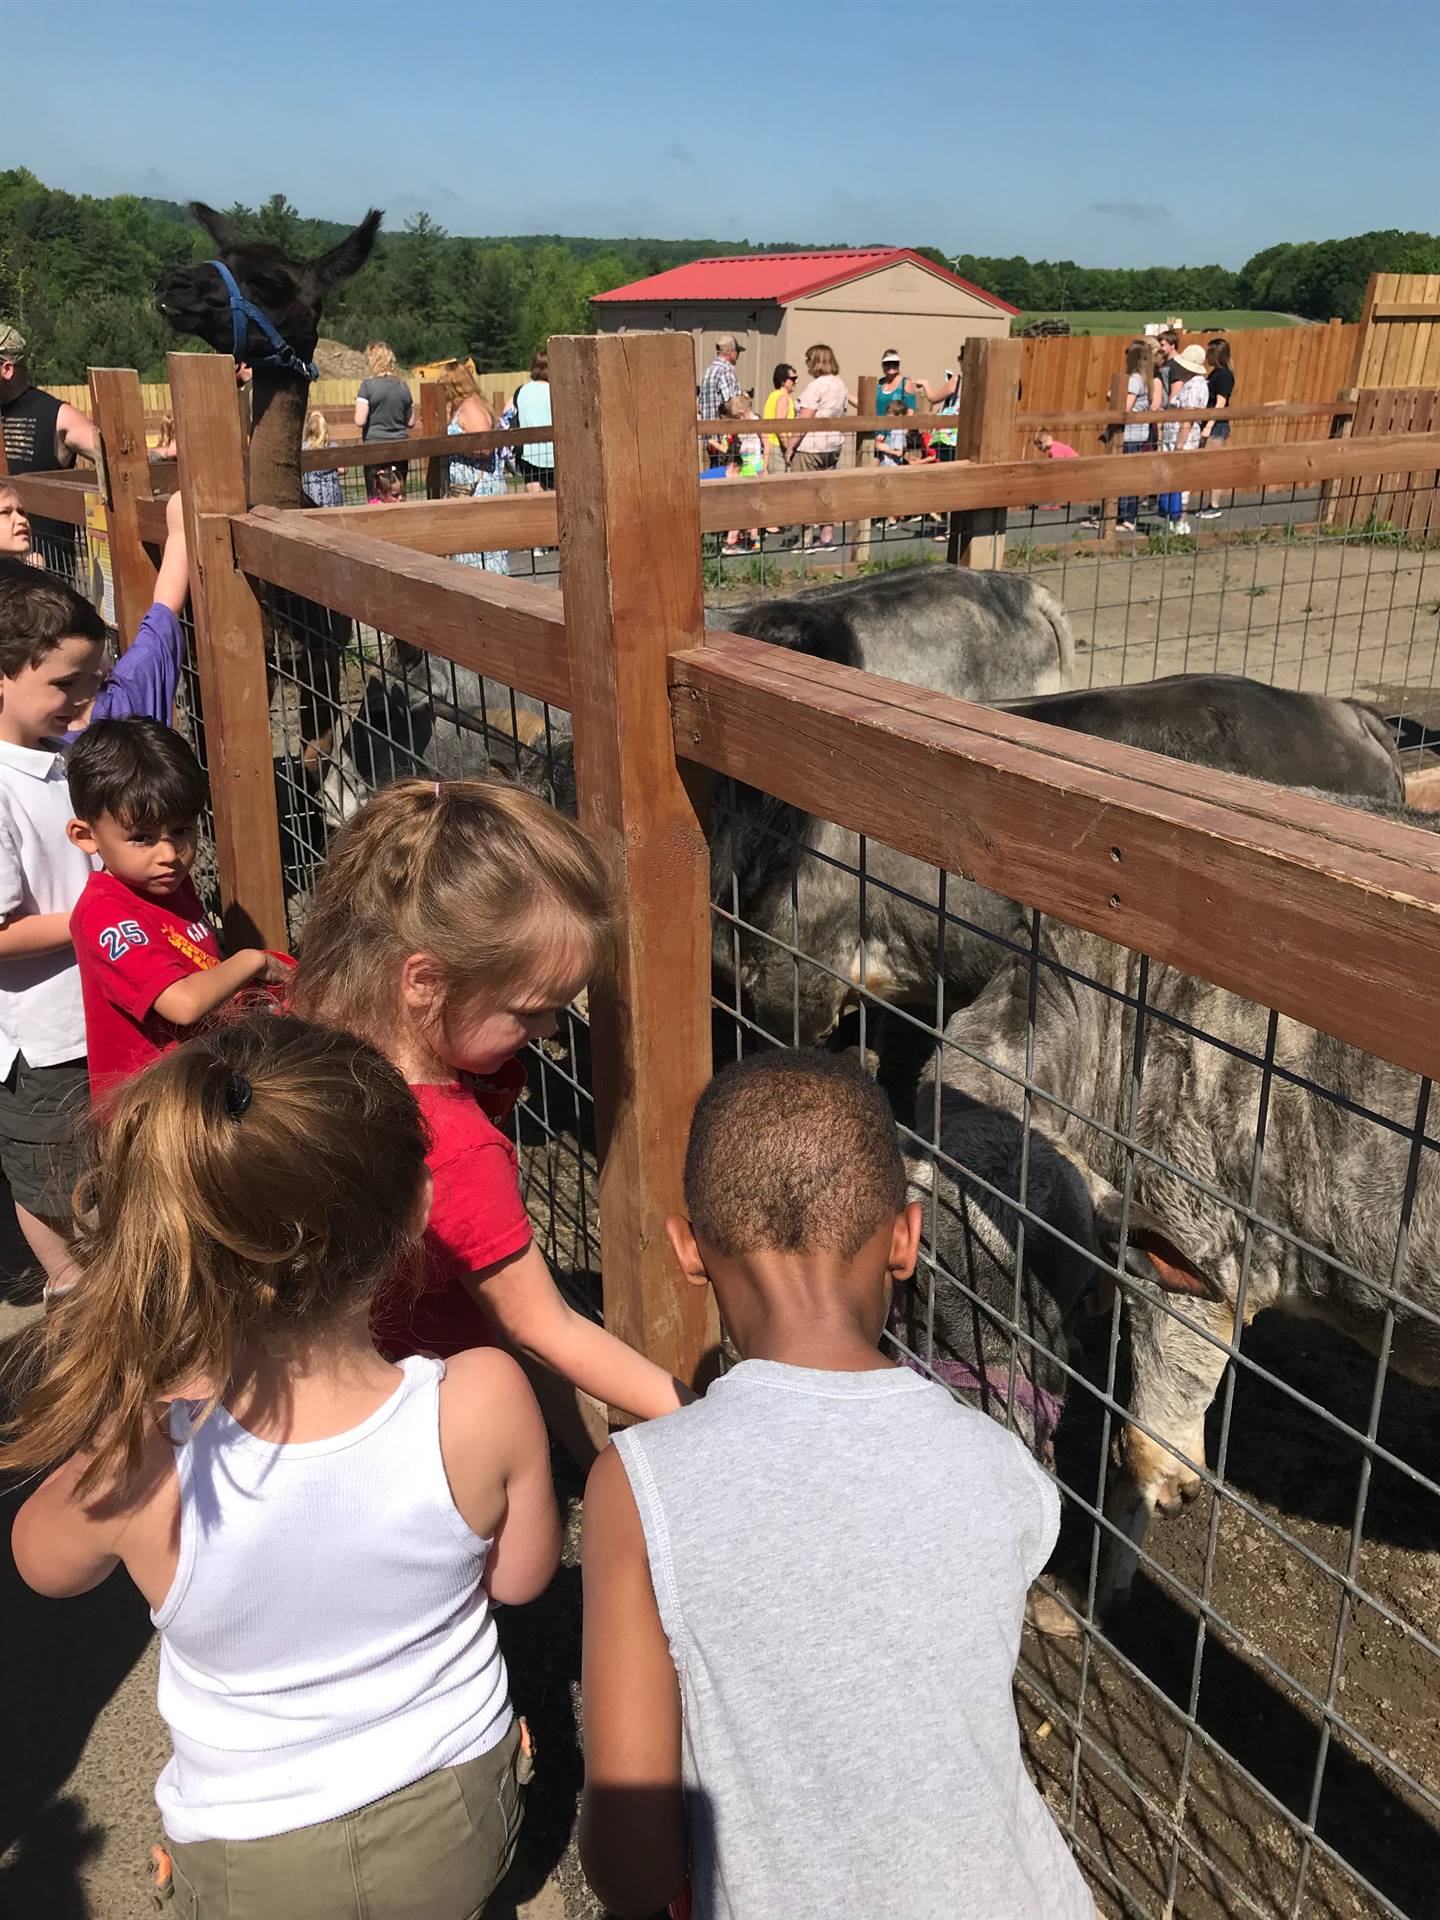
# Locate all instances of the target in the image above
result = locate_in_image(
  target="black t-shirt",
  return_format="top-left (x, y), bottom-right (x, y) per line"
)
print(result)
top-left (1157, 357), bottom-right (1184, 396)
top-left (1207, 365), bottom-right (1235, 407)
top-left (1, 384), bottom-right (70, 475)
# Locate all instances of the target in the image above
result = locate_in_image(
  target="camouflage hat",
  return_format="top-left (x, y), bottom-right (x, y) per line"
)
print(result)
top-left (0, 323), bottom-right (25, 358)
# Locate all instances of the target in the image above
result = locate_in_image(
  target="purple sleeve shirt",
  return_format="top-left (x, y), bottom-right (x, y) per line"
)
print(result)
top-left (66, 603), bottom-right (185, 743)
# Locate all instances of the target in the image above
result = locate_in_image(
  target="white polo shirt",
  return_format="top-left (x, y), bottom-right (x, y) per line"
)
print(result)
top-left (0, 738), bottom-right (96, 1076)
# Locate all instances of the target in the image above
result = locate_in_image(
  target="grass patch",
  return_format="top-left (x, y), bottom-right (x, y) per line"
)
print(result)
top-left (1142, 528), bottom-right (1197, 555)
top-left (1243, 585), bottom-right (1269, 597)
top-left (1012, 309), bottom-right (1301, 338)
top-left (1318, 514), bottom-right (1419, 549)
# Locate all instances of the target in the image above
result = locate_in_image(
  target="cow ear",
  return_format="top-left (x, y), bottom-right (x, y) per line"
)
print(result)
top-left (312, 210), bottom-right (383, 292)
top-left (1093, 1192), bottom-right (1222, 1302)
top-left (191, 202), bottom-right (243, 253)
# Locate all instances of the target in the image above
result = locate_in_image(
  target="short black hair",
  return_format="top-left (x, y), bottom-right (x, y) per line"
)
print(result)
top-left (684, 1050), bottom-right (906, 1259)
top-left (67, 718), bottom-right (207, 829)
top-left (772, 362), bottom-right (796, 388)
top-left (0, 559), bottom-right (107, 677)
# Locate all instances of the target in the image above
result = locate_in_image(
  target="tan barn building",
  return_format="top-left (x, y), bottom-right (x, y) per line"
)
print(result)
top-left (591, 248), bottom-right (1018, 401)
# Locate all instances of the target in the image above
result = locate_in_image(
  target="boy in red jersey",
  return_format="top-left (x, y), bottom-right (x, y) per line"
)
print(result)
top-left (66, 718), bottom-right (290, 1098)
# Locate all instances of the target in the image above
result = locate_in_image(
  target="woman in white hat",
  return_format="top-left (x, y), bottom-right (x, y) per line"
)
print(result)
top-left (1161, 343), bottom-right (1212, 533)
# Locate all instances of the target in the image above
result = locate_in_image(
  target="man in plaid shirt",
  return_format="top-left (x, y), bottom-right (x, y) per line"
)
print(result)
top-left (697, 334), bottom-right (742, 424)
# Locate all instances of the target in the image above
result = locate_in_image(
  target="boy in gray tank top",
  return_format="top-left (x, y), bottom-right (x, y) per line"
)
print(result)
top-left (580, 1052), bottom-right (1095, 1920)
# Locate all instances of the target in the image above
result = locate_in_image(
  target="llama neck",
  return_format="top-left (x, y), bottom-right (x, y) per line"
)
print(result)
top-left (246, 370), bottom-right (310, 508)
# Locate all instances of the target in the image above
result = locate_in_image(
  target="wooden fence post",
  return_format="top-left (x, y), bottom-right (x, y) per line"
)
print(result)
top-left (169, 351), bottom-right (288, 954)
top-left (1101, 369), bottom-right (1127, 532)
top-left (851, 372), bottom-right (878, 568)
top-left (420, 380), bottom-right (448, 499)
top-left (89, 368), bottom-right (158, 647)
top-left (947, 335), bottom-right (1021, 567)
top-left (549, 331), bottom-right (719, 1392)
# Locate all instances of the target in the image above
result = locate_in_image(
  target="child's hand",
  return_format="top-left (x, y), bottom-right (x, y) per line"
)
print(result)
top-left (261, 952), bottom-right (294, 986)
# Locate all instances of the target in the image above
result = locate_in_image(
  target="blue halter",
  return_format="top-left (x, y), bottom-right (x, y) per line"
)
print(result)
top-left (208, 258), bottom-right (318, 382)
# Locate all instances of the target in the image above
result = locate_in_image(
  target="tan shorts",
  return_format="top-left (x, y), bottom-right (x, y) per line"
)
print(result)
top-left (165, 1720), bottom-right (524, 1919)
top-left (791, 448), bottom-right (839, 472)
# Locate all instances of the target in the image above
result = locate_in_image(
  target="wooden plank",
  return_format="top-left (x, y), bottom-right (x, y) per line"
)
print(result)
top-left (169, 352), bottom-right (288, 953)
top-left (668, 632), bottom-right (1440, 1084)
top-left (277, 426), bottom-right (1440, 557)
top-left (950, 335), bottom-right (1019, 568)
top-left (420, 381), bottom-right (448, 500)
top-left (291, 490), bottom-right (556, 555)
top-left (232, 509), bottom-right (572, 709)
top-left (4, 470), bottom-right (91, 524)
top-left (89, 368), bottom-right (159, 647)
top-left (136, 493), bottom-right (169, 546)
top-left (299, 425), bottom-right (554, 471)
top-left (1371, 302), bottom-right (1440, 320)
top-left (711, 428), bottom-right (1440, 532)
top-left (550, 329), bottom-right (718, 1392)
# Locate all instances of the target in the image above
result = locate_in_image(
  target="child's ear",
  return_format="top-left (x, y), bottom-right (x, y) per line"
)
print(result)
top-left (398, 950), bottom-right (444, 1015)
top-left (67, 817), bottom-right (99, 855)
top-left (889, 1202), bottom-right (924, 1284)
top-left (665, 1214), bottom-right (710, 1289)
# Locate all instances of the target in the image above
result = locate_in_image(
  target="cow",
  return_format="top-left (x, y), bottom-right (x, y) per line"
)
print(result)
top-left (719, 674), bottom-right (1403, 1049)
top-left (908, 791), bottom-right (1440, 1620)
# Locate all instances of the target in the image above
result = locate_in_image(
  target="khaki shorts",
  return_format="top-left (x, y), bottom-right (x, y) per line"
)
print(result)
top-left (0, 1053), bottom-right (88, 1218)
top-left (791, 448), bottom-right (840, 472)
top-left (166, 1720), bottom-right (525, 1919)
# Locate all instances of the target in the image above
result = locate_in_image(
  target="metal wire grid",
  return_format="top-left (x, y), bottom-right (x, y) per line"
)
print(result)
top-left (169, 601), bottom-right (220, 921)
top-left (700, 473), bottom-right (1440, 756)
top-left (30, 519), bottom-right (88, 594)
top-left (706, 777), bottom-right (1439, 1919)
top-left (255, 577), bottom-right (598, 1302)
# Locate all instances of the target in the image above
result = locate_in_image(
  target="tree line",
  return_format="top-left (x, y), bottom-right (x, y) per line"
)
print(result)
top-left (951, 230), bottom-right (1440, 321)
top-left (3, 169), bottom-right (1438, 385)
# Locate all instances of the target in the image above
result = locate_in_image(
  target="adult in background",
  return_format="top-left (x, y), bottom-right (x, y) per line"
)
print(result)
top-left (1161, 343), bottom-right (1211, 534)
top-left (515, 351), bottom-right (555, 498)
top-left (697, 334), bottom-right (742, 431)
top-left (442, 362), bottom-right (509, 577)
top-left (1153, 329), bottom-right (1184, 405)
top-left (915, 356), bottom-right (961, 461)
top-left (0, 325), bottom-right (96, 475)
top-left (787, 344), bottom-right (850, 552)
top-left (354, 341), bottom-right (414, 495)
top-left (1199, 338), bottom-right (1234, 519)
top-left (761, 362), bottom-right (798, 476)
top-left (876, 347), bottom-right (918, 419)
top-left (1116, 338), bottom-right (1157, 533)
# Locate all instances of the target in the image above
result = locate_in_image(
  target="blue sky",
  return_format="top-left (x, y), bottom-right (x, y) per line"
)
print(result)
top-left (11, 0), bottom-right (1438, 267)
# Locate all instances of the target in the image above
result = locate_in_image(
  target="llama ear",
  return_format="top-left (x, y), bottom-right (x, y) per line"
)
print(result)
top-left (190, 202), bottom-right (244, 252)
top-left (312, 210), bottom-right (383, 292)
top-left (1093, 1191), bottom-right (1222, 1302)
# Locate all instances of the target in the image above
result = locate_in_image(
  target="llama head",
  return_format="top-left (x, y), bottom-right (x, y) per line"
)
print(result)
top-left (155, 203), bottom-right (382, 371)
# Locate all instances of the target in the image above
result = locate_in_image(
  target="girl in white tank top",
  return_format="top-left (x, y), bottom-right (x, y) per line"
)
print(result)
top-left (3, 1014), bottom-right (560, 1919)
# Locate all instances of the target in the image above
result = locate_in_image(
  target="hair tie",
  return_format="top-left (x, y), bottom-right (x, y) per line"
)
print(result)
top-left (225, 1072), bottom-right (253, 1120)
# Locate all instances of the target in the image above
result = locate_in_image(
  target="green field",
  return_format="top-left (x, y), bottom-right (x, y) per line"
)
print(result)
top-left (1012, 309), bottom-right (1302, 337)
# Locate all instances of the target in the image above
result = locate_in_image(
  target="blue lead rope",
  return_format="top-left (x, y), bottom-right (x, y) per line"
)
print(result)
top-left (208, 258), bottom-right (318, 382)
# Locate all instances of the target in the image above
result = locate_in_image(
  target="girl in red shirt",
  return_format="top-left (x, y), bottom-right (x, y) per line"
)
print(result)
top-left (292, 777), bottom-right (687, 1421)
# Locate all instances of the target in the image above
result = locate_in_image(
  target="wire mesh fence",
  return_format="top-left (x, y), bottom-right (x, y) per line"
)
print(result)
top-left (705, 768), bottom-right (1440, 1920)
top-left (696, 468), bottom-right (1440, 764)
top-left (252, 570), bottom-right (596, 1297)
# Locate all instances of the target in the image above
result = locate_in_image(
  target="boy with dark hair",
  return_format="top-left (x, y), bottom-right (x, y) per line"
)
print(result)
top-left (580, 1051), bottom-right (1094, 1920)
top-left (67, 719), bottom-right (288, 1098)
top-left (0, 495), bottom-right (193, 1288)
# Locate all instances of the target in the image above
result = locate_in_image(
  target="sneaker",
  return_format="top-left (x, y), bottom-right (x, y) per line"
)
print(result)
top-left (1199, 506), bottom-right (1222, 520)
top-left (1115, 520), bottom-right (1137, 533)
top-left (1078, 516), bottom-right (1100, 530)
top-left (1174, 519), bottom-right (1191, 535)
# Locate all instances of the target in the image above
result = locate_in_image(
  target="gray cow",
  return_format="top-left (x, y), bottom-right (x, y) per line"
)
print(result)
top-left (323, 563), bottom-right (1076, 823)
top-left (913, 792), bottom-right (1440, 1616)
top-left (723, 674), bottom-right (1403, 1048)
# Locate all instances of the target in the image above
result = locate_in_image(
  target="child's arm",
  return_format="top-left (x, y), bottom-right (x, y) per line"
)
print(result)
top-left (0, 910), bottom-right (73, 958)
top-left (440, 1346), bottom-right (560, 1605)
top-left (579, 1443), bottom-right (688, 1917)
top-left (468, 1241), bottom-right (689, 1419)
top-left (12, 1452), bottom-right (125, 1597)
top-left (82, 493), bottom-right (190, 734)
top-left (152, 488), bottom-right (190, 616)
top-left (152, 949), bottom-right (287, 1026)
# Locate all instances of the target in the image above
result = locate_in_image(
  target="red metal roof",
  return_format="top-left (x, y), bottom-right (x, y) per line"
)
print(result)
top-left (591, 248), bottom-right (1019, 315)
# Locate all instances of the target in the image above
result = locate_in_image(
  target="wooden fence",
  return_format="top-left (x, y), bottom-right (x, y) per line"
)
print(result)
top-left (1012, 319), bottom-right (1360, 459)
